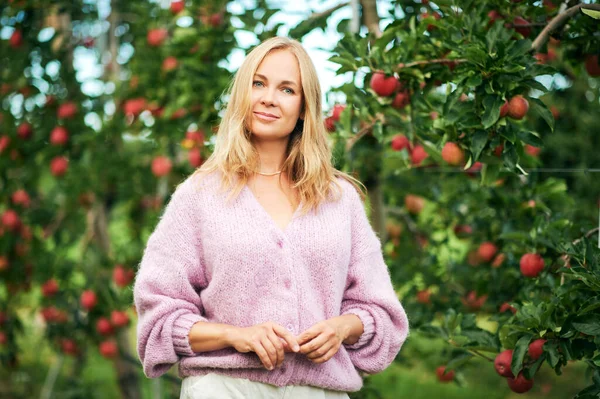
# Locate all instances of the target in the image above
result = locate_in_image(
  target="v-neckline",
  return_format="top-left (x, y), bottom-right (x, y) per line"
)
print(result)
top-left (243, 184), bottom-right (302, 235)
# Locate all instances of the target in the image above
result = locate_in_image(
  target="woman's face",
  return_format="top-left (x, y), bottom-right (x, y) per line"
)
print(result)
top-left (249, 49), bottom-right (303, 143)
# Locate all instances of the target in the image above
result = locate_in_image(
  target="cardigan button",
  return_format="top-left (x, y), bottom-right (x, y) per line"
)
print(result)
top-left (284, 278), bottom-right (291, 289)
top-left (277, 239), bottom-right (283, 248)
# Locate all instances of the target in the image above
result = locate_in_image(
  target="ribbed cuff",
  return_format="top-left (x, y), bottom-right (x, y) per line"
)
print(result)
top-left (342, 308), bottom-right (375, 349)
top-left (172, 313), bottom-right (206, 356)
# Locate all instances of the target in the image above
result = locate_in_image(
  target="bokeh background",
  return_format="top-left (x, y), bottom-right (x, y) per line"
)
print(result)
top-left (1, 0), bottom-right (599, 398)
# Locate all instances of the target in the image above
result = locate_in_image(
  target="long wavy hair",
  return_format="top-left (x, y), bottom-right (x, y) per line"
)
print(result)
top-left (193, 36), bottom-right (365, 214)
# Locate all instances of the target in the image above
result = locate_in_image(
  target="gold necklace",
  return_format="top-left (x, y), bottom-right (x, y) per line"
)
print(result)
top-left (256, 170), bottom-right (282, 176)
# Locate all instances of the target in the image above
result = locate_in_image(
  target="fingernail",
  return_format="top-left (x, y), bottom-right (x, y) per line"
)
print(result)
top-left (293, 345), bottom-right (300, 352)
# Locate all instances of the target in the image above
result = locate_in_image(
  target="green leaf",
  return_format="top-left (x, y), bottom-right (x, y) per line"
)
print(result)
top-left (582, 8), bottom-right (600, 19)
top-left (470, 130), bottom-right (488, 161)
top-left (511, 335), bottom-right (531, 376)
top-left (482, 95), bottom-right (503, 128)
top-left (517, 131), bottom-right (544, 147)
top-left (573, 315), bottom-right (600, 336)
top-left (506, 40), bottom-right (531, 60)
top-left (446, 352), bottom-right (474, 371)
top-left (529, 97), bottom-right (555, 132)
top-left (481, 163), bottom-right (500, 186)
top-left (523, 354), bottom-right (544, 380)
top-left (547, 342), bottom-right (560, 368)
top-left (502, 143), bottom-right (518, 170)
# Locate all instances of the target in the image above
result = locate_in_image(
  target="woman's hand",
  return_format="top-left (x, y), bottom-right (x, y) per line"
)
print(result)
top-left (296, 318), bottom-right (350, 364)
top-left (228, 322), bottom-right (300, 370)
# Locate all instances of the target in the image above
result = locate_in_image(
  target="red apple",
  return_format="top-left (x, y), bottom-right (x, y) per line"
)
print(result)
top-left (99, 340), bottom-right (118, 358)
top-left (80, 290), bottom-right (98, 311)
top-left (441, 142), bottom-right (465, 166)
top-left (50, 126), bottom-right (69, 146)
top-left (123, 97), bottom-right (147, 117)
top-left (487, 10), bottom-right (504, 26)
top-left (550, 106), bottom-right (559, 120)
top-left (416, 289), bottom-right (431, 304)
top-left (520, 253), bottom-right (544, 277)
top-left (499, 302), bottom-right (517, 314)
top-left (50, 156), bottom-right (69, 177)
top-left (528, 339), bottom-right (546, 360)
top-left (332, 105), bottom-right (346, 121)
top-left (392, 91), bottom-right (410, 109)
top-left (507, 373), bottom-right (534, 393)
top-left (170, 0), bottom-right (184, 14)
top-left (405, 194), bottom-right (425, 214)
top-left (585, 55), bottom-right (600, 77)
top-left (370, 72), bottom-right (398, 97)
top-left (507, 95), bottom-right (529, 119)
top-left (96, 317), bottom-right (114, 336)
top-left (512, 17), bottom-right (531, 38)
top-left (491, 253), bottom-right (506, 268)
top-left (151, 156), bottom-right (172, 177)
top-left (2, 210), bottom-right (21, 231)
top-left (494, 349), bottom-right (514, 377)
top-left (162, 56), bottom-right (179, 72)
top-left (113, 265), bottom-right (134, 288)
top-left (543, 0), bottom-right (557, 11)
top-left (9, 30), bottom-right (23, 48)
top-left (57, 102), bottom-right (77, 119)
top-left (461, 291), bottom-right (487, 311)
top-left (0, 331), bottom-right (6, 345)
top-left (324, 117), bottom-right (336, 132)
top-left (0, 136), bottom-right (10, 153)
top-left (0, 256), bottom-right (9, 271)
top-left (11, 189), bottom-right (30, 208)
top-left (410, 145), bottom-right (428, 165)
top-left (60, 339), bottom-right (78, 356)
top-left (478, 242), bottom-right (498, 262)
top-left (525, 144), bottom-right (541, 157)
top-left (110, 310), bottom-right (129, 328)
top-left (189, 147), bottom-right (203, 168)
top-left (185, 129), bottom-right (205, 145)
top-left (41, 279), bottom-right (59, 297)
top-left (208, 13), bottom-right (223, 28)
top-left (17, 122), bottom-right (33, 139)
top-left (147, 28), bottom-right (168, 47)
top-left (391, 134), bottom-right (410, 151)
top-left (436, 366), bottom-right (455, 382)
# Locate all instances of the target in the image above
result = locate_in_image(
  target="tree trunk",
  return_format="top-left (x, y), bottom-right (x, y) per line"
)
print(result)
top-left (359, 0), bottom-right (385, 238)
top-left (360, 0), bottom-right (382, 38)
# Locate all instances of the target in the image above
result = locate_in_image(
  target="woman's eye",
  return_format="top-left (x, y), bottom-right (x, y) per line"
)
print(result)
top-left (253, 81), bottom-right (264, 87)
top-left (283, 88), bottom-right (294, 94)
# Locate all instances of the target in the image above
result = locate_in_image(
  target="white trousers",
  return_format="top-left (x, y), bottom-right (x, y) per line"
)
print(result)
top-left (180, 373), bottom-right (351, 399)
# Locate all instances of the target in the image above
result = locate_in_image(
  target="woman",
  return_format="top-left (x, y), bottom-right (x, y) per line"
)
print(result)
top-left (133, 36), bottom-right (409, 399)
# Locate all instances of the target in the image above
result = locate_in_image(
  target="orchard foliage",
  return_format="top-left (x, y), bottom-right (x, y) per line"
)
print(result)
top-left (324, 0), bottom-right (600, 396)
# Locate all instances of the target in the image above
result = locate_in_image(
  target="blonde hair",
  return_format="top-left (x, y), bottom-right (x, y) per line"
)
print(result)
top-left (193, 36), bottom-right (365, 213)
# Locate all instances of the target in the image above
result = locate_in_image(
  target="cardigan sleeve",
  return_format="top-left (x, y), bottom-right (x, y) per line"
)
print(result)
top-left (339, 182), bottom-right (409, 374)
top-left (133, 177), bottom-right (208, 378)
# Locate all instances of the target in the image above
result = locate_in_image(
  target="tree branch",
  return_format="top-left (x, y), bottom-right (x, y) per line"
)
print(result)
top-left (308, 2), bottom-right (349, 21)
top-left (397, 58), bottom-right (468, 70)
top-left (360, 0), bottom-right (381, 38)
top-left (532, 4), bottom-right (600, 52)
top-left (345, 113), bottom-right (385, 151)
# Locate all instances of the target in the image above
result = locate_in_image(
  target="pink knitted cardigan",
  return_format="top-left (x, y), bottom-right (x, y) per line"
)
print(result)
top-left (133, 171), bottom-right (409, 392)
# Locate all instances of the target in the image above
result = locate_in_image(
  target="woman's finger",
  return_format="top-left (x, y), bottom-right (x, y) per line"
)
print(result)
top-left (299, 332), bottom-right (329, 355)
top-left (260, 336), bottom-right (279, 370)
top-left (311, 345), bottom-right (339, 364)
top-left (273, 324), bottom-right (300, 352)
top-left (250, 339), bottom-right (273, 370)
top-left (267, 331), bottom-right (284, 367)
top-left (306, 341), bottom-right (333, 359)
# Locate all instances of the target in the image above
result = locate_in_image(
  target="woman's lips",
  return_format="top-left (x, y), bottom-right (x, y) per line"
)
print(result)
top-left (254, 112), bottom-right (279, 122)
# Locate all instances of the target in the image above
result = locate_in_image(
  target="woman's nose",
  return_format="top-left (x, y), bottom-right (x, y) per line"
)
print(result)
top-left (260, 89), bottom-right (277, 106)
